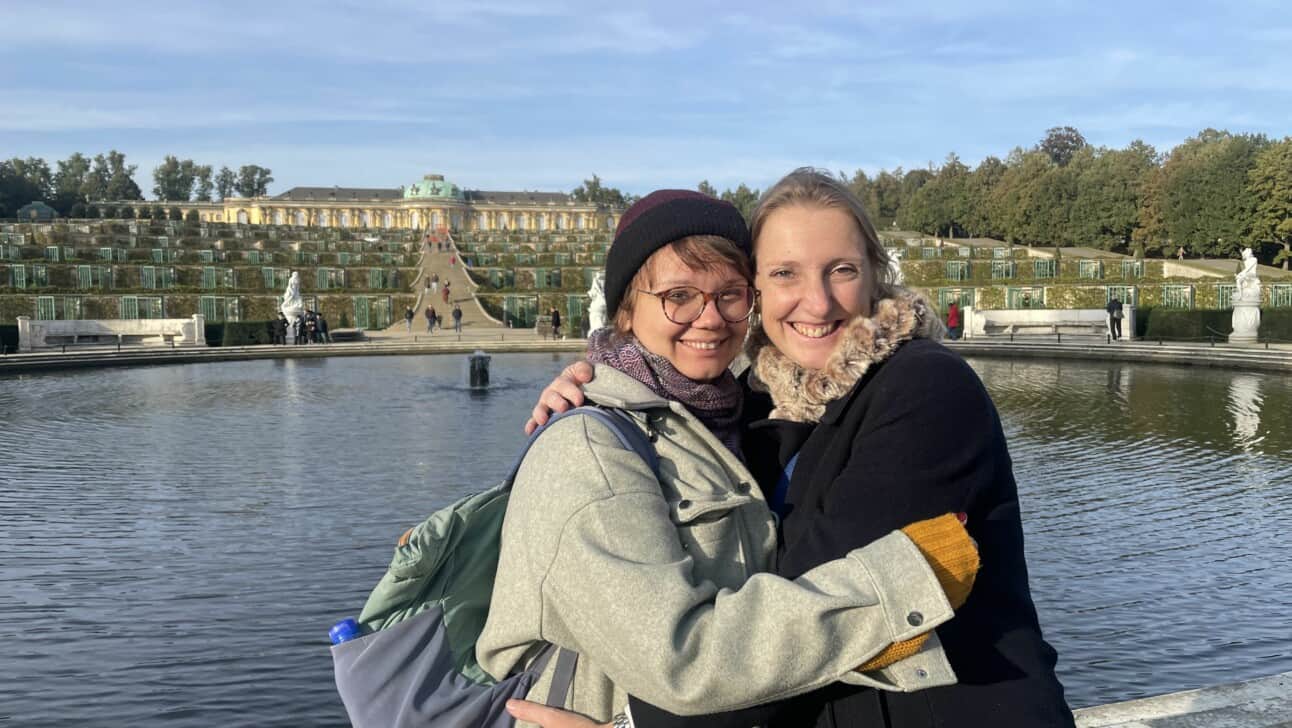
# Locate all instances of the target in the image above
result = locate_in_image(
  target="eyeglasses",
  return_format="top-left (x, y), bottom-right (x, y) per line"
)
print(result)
top-left (634, 285), bottom-right (755, 325)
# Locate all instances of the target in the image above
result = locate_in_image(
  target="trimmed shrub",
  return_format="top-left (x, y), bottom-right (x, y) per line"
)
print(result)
top-left (0, 324), bottom-right (18, 353)
top-left (205, 320), bottom-right (275, 346)
top-left (1137, 307), bottom-right (1292, 342)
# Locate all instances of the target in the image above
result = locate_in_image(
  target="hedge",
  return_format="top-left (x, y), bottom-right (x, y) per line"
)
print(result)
top-left (204, 320), bottom-right (276, 347)
top-left (0, 324), bottom-right (17, 353)
top-left (1136, 307), bottom-right (1292, 342)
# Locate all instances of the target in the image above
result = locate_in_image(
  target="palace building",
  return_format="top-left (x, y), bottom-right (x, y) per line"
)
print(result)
top-left (169, 174), bottom-right (623, 232)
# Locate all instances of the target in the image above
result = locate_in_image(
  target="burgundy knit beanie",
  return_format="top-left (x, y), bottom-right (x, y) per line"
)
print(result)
top-left (604, 190), bottom-right (752, 315)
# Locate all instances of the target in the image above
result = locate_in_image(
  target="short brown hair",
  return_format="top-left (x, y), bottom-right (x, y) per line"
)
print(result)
top-left (613, 234), bottom-right (754, 334)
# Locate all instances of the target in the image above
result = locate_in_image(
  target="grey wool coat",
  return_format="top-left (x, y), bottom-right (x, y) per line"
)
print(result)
top-left (476, 365), bottom-right (960, 726)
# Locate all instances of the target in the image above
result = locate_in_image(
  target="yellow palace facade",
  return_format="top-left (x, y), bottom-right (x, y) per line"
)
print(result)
top-left (167, 174), bottom-right (623, 232)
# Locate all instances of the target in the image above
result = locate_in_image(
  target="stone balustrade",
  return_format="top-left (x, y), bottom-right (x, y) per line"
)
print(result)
top-left (17, 314), bottom-right (206, 351)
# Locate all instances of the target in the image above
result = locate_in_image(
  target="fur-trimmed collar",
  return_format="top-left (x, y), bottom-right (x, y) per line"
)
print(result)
top-left (747, 288), bottom-right (943, 423)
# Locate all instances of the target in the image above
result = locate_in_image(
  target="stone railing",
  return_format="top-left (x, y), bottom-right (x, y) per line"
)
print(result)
top-left (962, 306), bottom-right (1133, 340)
top-left (17, 315), bottom-right (206, 352)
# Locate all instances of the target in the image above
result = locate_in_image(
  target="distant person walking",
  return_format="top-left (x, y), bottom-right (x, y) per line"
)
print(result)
top-left (946, 301), bottom-right (962, 340)
top-left (451, 303), bottom-right (463, 333)
top-left (425, 305), bottom-right (436, 332)
top-left (549, 307), bottom-right (561, 339)
top-left (1106, 296), bottom-right (1124, 341)
top-left (442, 282), bottom-right (451, 304)
top-left (317, 313), bottom-right (330, 343)
top-left (1176, 246), bottom-right (1186, 260)
top-left (431, 273), bottom-right (439, 293)
top-left (404, 305), bottom-right (414, 333)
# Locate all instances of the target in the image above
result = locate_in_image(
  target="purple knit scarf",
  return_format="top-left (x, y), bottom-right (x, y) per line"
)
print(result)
top-left (586, 329), bottom-right (744, 458)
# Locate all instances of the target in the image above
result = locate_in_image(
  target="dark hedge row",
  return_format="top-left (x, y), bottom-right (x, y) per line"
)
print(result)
top-left (0, 324), bottom-right (16, 353)
top-left (204, 320), bottom-right (276, 347)
top-left (1136, 307), bottom-right (1292, 342)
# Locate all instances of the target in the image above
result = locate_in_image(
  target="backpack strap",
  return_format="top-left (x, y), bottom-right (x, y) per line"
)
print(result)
top-left (505, 405), bottom-right (661, 485)
top-left (509, 405), bottom-right (661, 708)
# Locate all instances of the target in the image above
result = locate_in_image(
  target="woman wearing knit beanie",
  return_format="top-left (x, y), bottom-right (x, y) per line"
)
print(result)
top-left (478, 189), bottom-right (978, 728)
top-left (519, 171), bottom-right (1073, 728)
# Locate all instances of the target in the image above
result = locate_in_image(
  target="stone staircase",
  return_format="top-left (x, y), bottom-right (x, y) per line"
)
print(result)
top-left (383, 233), bottom-right (504, 335)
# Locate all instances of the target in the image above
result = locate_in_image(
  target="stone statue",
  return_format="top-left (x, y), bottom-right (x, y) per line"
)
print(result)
top-left (1229, 248), bottom-right (1261, 343)
top-left (280, 270), bottom-right (304, 321)
top-left (1235, 247), bottom-right (1260, 303)
top-left (586, 270), bottom-right (607, 334)
top-left (887, 248), bottom-right (905, 286)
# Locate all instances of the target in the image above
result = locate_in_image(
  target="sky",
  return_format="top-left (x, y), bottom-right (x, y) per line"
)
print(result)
top-left (2, 0), bottom-right (1290, 197)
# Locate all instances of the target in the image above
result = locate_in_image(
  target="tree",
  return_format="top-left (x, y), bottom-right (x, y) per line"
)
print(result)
top-left (152, 155), bottom-right (198, 201)
top-left (194, 165), bottom-right (214, 202)
top-left (1, 158), bottom-right (53, 216)
top-left (571, 174), bottom-right (627, 206)
top-left (1248, 137), bottom-right (1292, 269)
top-left (103, 150), bottom-right (142, 200)
top-left (215, 166), bottom-right (236, 200)
top-left (963, 156), bottom-right (1007, 238)
top-left (1038, 126), bottom-right (1088, 167)
top-left (82, 154), bottom-right (111, 202)
top-left (1070, 143), bottom-right (1156, 250)
top-left (52, 152), bottom-right (92, 213)
top-left (1157, 129), bottom-right (1268, 257)
top-left (719, 183), bottom-right (760, 222)
top-left (697, 180), bottom-right (718, 197)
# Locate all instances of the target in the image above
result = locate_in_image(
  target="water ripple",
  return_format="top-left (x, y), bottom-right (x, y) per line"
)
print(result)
top-left (1, 353), bottom-right (1290, 723)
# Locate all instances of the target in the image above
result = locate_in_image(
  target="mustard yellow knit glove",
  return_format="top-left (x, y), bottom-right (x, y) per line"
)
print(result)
top-left (901, 512), bottom-right (979, 610)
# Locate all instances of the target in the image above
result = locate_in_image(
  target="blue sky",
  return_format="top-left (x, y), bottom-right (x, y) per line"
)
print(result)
top-left (3, 0), bottom-right (1289, 197)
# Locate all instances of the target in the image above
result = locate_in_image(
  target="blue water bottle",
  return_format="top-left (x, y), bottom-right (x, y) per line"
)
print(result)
top-left (329, 618), bottom-right (362, 645)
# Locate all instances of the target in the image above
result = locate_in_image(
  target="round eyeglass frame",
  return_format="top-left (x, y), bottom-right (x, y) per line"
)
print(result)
top-left (633, 285), bottom-right (756, 325)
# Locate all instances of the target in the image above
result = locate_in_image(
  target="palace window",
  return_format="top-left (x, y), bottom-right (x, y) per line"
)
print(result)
top-left (1160, 285), bottom-right (1194, 309)
top-left (141, 266), bottom-right (157, 289)
top-left (41, 296), bottom-right (83, 320)
top-left (1216, 284), bottom-right (1236, 310)
top-left (1271, 284), bottom-right (1292, 308)
top-left (1106, 286), bottom-right (1136, 306)
top-left (1007, 286), bottom-right (1045, 309)
top-left (120, 295), bottom-right (165, 320)
top-left (922, 247), bottom-right (939, 260)
top-left (246, 250), bottom-right (261, 264)
top-left (945, 260), bottom-right (970, 281)
top-left (200, 296), bottom-right (240, 322)
top-left (1034, 259), bottom-right (1056, 278)
top-left (77, 265), bottom-right (112, 289)
top-left (990, 261), bottom-right (1016, 280)
top-left (99, 247), bottom-right (115, 261)
top-left (199, 250), bottom-right (215, 263)
top-left (991, 247), bottom-right (1011, 259)
top-left (1121, 260), bottom-right (1144, 279)
top-left (31, 264), bottom-right (49, 287)
top-left (937, 288), bottom-right (974, 311)
top-left (45, 246), bottom-right (60, 261)
top-left (9, 265), bottom-right (27, 289)
top-left (1078, 260), bottom-right (1103, 279)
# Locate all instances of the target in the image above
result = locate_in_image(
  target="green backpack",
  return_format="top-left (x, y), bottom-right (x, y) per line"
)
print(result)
top-left (331, 406), bottom-right (660, 728)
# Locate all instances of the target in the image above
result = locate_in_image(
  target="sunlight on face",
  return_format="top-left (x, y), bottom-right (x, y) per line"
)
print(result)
top-left (628, 246), bottom-right (751, 381)
top-left (754, 204), bottom-right (874, 371)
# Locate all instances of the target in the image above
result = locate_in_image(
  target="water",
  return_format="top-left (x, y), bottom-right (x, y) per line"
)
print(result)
top-left (1, 353), bottom-right (1290, 724)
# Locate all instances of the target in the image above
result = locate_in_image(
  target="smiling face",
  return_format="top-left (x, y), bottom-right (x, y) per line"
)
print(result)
top-left (626, 245), bottom-right (750, 382)
top-left (754, 204), bottom-right (875, 371)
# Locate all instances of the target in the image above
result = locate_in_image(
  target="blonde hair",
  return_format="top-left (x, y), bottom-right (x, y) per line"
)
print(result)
top-left (749, 167), bottom-right (895, 302)
top-left (613, 235), bottom-right (754, 334)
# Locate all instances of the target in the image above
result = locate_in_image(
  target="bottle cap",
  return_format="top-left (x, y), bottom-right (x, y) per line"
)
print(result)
top-left (329, 618), bottom-right (362, 645)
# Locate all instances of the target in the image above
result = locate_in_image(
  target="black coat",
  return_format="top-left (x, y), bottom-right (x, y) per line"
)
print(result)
top-left (631, 339), bottom-right (1073, 728)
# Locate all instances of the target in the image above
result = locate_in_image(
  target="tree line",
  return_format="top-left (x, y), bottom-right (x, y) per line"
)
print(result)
top-left (0, 150), bottom-right (274, 218)
top-left (703, 127), bottom-right (1289, 268)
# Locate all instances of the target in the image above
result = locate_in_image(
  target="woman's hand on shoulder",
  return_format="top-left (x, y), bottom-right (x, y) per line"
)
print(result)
top-left (506, 699), bottom-right (611, 728)
top-left (525, 360), bottom-right (596, 434)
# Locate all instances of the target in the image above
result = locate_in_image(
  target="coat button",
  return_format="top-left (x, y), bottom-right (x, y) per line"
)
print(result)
top-left (915, 668), bottom-right (928, 679)
top-left (678, 499), bottom-right (692, 509)
top-left (907, 611), bottom-right (924, 627)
